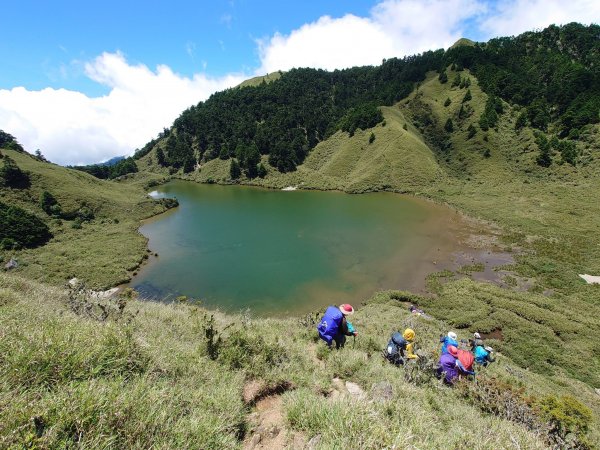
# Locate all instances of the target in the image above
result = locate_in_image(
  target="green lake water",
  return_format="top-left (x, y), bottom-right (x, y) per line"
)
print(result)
top-left (132, 180), bottom-right (470, 315)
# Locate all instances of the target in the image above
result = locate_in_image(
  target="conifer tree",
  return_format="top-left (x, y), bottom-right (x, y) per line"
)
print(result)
top-left (467, 124), bottom-right (477, 139)
top-left (230, 159), bottom-right (241, 179)
top-left (257, 163), bottom-right (267, 178)
top-left (444, 118), bottom-right (454, 132)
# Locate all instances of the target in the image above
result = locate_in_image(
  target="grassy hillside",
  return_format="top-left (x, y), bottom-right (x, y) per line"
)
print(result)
top-left (2, 272), bottom-right (597, 448)
top-left (174, 104), bottom-right (444, 192)
top-left (237, 71), bottom-right (283, 88)
top-left (2, 24), bottom-right (600, 448)
top-left (0, 149), bottom-right (173, 289)
top-left (136, 65), bottom-right (600, 401)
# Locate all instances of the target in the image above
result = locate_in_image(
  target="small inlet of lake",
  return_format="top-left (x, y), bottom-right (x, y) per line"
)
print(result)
top-left (131, 181), bottom-right (478, 315)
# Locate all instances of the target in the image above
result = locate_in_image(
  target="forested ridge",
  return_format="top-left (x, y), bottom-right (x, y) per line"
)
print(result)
top-left (136, 22), bottom-right (599, 178)
top-left (139, 52), bottom-right (441, 174)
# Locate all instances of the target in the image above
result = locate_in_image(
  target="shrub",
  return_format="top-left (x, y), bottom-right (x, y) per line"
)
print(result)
top-left (538, 395), bottom-right (593, 447)
top-left (202, 314), bottom-right (222, 361)
top-left (218, 328), bottom-right (288, 378)
top-left (339, 104), bottom-right (384, 136)
top-left (40, 191), bottom-right (62, 216)
top-left (0, 201), bottom-right (51, 249)
top-left (257, 163), bottom-right (267, 178)
top-left (0, 156), bottom-right (29, 188)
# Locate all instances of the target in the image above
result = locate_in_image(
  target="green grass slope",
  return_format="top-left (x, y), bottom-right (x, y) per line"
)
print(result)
top-left (0, 149), bottom-right (172, 288)
top-left (237, 71), bottom-right (283, 88)
top-left (401, 69), bottom-right (600, 290)
top-left (3, 272), bottom-right (597, 449)
top-left (173, 105), bottom-right (445, 193)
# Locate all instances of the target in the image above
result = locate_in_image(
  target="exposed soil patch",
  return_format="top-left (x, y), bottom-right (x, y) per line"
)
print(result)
top-left (481, 328), bottom-right (504, 341)
top-left (243, 380), bottom-right (296, 449)
top-left (243, 380), bottom-right (294, 406)
top-left (244, 395), bottom-right (286, 450)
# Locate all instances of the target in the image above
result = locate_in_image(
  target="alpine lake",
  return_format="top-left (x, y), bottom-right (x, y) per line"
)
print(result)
top-left (131, 180), bottom-right (500, 316)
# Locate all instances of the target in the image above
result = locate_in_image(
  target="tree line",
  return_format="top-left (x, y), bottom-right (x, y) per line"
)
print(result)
top-left (136, 23), bottom-right (598, 175)
top-left (137, 51), bottom-right (445, 174)
top-left (70, 157), bottom-right (138, 180)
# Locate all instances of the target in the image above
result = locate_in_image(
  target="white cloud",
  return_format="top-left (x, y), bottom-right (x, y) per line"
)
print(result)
top-left (1, 0), bottom-right (599, 166)
top-left (257, 0), bottom-right (485, 74)
top-left (0, 52), bottom-right (245, 165)
top-left (256, 0), bottom-right (599, 74)
top-left (478, 0), bottom-right (600, 37)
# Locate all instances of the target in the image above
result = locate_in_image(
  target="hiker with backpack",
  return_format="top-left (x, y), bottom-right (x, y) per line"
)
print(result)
top-left (469, 332), bottom-right (484, 351)
top-left (436, 345), bottom-right (475, 384)
top-left (456, 348), bottom-right (476, 377)
top-left (384, 328), bottom-right (418, 365)
top-left (474, 345), bottom-right (495, 366)
top-left (440, 331), bottom-right (458, 355)
top-left (317, 304), bottom-right (357, 349)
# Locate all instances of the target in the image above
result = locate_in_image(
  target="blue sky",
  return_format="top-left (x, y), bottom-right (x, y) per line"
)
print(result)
top-left (1, 0), bottom-right (598, 165)
top-left (2, 1), bottom-right (371, 96)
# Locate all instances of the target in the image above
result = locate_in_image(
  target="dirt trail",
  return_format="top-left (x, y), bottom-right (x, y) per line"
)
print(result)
top-left (244, 395), bottom-right (287, 450)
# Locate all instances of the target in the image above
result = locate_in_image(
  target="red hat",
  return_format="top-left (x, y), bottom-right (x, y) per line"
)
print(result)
top-left (448, 345), bottom-right (458, 357)
top-left (339, 304), bottom-right (354, 315)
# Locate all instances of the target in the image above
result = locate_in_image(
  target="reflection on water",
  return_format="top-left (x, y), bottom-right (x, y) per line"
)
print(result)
top-left (131, 181), bottom-right (479, 316)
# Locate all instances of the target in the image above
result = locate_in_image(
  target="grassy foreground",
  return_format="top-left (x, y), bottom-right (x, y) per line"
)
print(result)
top-left (1, 272), bottom-right (598, 449)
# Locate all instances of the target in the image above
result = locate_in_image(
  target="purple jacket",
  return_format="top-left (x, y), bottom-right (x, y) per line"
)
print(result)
top-left (438, 353), bottom-right (459, 383)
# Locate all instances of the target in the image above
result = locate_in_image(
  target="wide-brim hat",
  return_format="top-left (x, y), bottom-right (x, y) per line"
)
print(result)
top-left (448, 331), bottom-right (457, 340)
top-left (448, 345), bottom-right (458, 357)
top-left (339, 304), bottom-right (354, 315)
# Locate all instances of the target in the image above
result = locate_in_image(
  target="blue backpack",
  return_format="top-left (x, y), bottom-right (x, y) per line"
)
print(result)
top-left (385, 332), bottom-right (407, 365)
top-left (317, 306), bottom-right (343, 345)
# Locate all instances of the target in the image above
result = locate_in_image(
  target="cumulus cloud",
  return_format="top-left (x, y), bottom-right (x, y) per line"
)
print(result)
top-left (257, 0), bottom-right (484, 74)
top-left (1, 0), bottom-right (599, 166)
top-left (0, 52), bottom-right (245, 165)
top-left (478, 0), bottom-right (600, 37)
top-left (256, 0), bottom-right (599, 74)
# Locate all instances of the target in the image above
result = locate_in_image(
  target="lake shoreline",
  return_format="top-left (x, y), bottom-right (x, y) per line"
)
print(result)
top-left (128, 178), bottom-right (521, 317)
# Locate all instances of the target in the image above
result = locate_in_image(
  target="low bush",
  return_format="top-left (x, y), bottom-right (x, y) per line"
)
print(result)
top-left (218, 328), bottom-right (288, 378)
top-left (0, 201), bottom-right (51, 249)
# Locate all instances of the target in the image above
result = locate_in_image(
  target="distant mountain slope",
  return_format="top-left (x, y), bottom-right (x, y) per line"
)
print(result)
top-left (0, 148), bottom-right (173, 288)
top-left (236, 70), bottom-right (283, 88)
top-left (138, 23), bottom-right (599, 180)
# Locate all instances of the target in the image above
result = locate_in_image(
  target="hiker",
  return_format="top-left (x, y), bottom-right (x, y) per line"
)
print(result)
top-left (317, 304), bottom-right (357, 349)
top-left (437, 345), bottom-right (475, 384)
top-left (474, 345), bottom-right (495, 366)
top-left (440, 331), bottom-right (458, 355)
top-left (384, 328), bottom-right (418, 365)
top-left (409, 304), bottom-right (425, 316)
top-left (456, 348), bottom-right (475, 374)
top-left (469, 332), bottom-right (484, 351)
